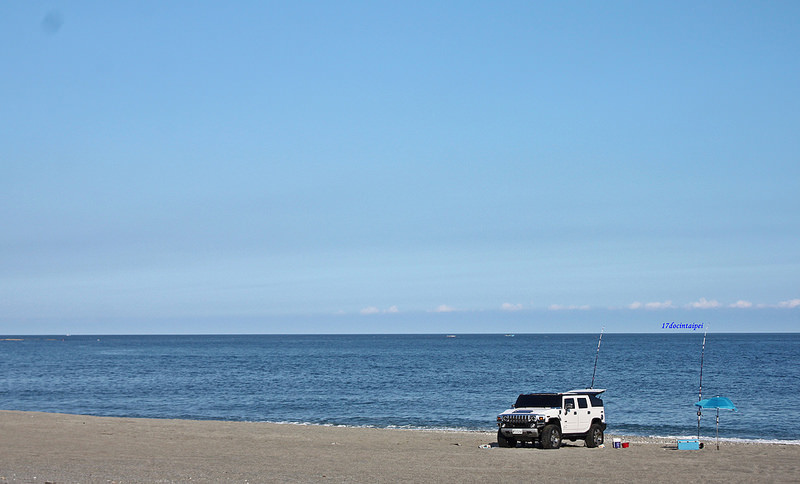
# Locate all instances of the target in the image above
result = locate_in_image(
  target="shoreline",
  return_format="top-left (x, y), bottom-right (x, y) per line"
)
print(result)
top-left (188, 422), bottom-right (800, 446)
top-left (2, 410), bottom-right (799, 483)
top-left (4, 409), bottom-right (798, 446)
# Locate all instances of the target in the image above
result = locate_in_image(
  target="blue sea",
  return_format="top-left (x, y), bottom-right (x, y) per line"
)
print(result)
top-left (2, 333), bottom-right (798, 443)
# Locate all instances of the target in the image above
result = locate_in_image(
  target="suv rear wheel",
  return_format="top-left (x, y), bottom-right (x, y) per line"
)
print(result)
top-left (585, 423), bottom-right (604, 448)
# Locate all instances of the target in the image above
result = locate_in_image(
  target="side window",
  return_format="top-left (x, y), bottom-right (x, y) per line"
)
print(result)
top-left (578, 398), bottom-right (588, 409)
top-left (564, 398), bottom-right (575, 410)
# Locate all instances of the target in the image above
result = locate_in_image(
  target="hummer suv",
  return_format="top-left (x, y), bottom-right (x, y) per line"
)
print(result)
top-left (496, 389), bottom-right (606, 449)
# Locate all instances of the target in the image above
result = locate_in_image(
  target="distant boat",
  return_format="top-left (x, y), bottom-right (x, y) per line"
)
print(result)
top-left (504, 334), bottom-right (515, 337)
top-left (446, 335), bottom-right (456, 338)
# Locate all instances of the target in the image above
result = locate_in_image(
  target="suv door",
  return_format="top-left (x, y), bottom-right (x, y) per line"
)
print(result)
top-left (576, 396), bottom-right (591, 432)
top-left (561, 397), bottom-right (580, 433)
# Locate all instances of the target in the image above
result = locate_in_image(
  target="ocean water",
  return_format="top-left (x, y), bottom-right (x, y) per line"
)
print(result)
top-left (1, 333), bottom-right (798, 443)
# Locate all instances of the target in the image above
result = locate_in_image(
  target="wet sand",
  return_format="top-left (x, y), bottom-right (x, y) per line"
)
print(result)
top-left (1, 410), bottom-right (798, 482)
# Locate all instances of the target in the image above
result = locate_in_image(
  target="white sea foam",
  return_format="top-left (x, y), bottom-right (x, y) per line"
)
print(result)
top-left (625, 434), bottom-right (800, 445)
top-left (259, 421), bottom-right (798, 443)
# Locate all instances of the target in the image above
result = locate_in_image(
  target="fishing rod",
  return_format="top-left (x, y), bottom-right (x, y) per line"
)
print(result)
top-left (590, 327), bottom-right (604, 389)
top-left (697, 330), bottom-right (707, 440)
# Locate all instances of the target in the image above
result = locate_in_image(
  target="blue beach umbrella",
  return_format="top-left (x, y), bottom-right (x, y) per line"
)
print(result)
top-left (695, 397), bottom-right (737, 450)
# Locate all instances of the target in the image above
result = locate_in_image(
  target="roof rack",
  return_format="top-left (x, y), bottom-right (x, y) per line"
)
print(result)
top-left (564, 388), bottom-right (606, 395)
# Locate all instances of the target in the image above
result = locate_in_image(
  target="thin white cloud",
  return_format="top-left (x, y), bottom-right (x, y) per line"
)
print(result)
top-left (548, 304), bottom-right (590, 311)
top-left (361, 305), bottom-right (400, 315)
top-left (629, 300), bottom-right (673, 310)
top-left (729, 300), bottom-right (753, 308)
top-left (778, 298), bottom-right (800, 308)
top-left (688, 298), bottom-right (721, 309)
top-left (434, 304), bottom-right (456, 313)
top-left (501, 302), bottom-right (523, 312)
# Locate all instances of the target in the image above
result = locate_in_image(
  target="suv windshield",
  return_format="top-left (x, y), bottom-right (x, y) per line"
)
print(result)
top-left (514, 394), bottom-right (562, 408)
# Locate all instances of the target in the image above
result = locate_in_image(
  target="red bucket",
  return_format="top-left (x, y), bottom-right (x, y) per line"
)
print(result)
top-left (621, 442), bottom-right (630, 448)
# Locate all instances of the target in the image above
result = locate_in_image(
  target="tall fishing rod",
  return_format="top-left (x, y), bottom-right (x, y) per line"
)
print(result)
top-left (697, 330), bottom-right (707, 439)
top-left (590, 327), bottom-right (604, 389)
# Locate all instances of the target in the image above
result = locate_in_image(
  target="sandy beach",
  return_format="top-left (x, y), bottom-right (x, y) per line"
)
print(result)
top-left (1, 410), bottom-right (798, 483)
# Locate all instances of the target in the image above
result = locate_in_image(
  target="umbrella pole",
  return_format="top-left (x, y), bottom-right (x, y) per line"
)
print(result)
top-left (716, 408), bottom-right (720, 450)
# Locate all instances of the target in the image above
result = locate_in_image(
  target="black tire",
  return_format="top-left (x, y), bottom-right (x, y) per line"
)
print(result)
top-left (540, 424), bottom-right (561, 449)
top-left (497, 429), bottom-right (516, 448)
top-left (585, 423), bottom-right (604, 448)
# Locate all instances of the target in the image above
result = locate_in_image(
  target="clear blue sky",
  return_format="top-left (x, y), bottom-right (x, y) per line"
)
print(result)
top-left (2, 1), bottom-right (798, 334)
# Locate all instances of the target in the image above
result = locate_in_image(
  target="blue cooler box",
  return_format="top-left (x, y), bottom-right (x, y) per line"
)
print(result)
top-left (677, 439), bottom-right (700, 450)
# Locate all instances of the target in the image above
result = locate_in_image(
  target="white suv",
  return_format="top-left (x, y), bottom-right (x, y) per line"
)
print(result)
top-left (496, 389), bottom-right (606, 449)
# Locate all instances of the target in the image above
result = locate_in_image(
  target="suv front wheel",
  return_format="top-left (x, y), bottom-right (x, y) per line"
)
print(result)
top-left (497, 429), bottom-right (517, 448)
top-left (540, 424), bottom-right (561, 449)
